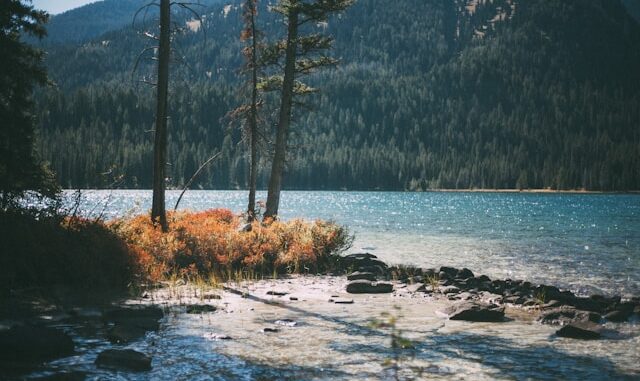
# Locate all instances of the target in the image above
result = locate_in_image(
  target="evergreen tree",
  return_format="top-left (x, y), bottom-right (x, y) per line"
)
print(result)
top-left (0, 0), bottom-right (57, 208)
top-left (263, 0), bottom-right (354, 219)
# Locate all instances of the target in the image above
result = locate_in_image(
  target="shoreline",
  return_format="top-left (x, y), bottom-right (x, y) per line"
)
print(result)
top-left (2, 256), bottom-right (639, 379)
top-left (59, 188), bottom-right (640, 194)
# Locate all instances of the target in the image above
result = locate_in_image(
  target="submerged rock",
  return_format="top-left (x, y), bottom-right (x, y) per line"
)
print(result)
top-left (275, 319), bottom-right (297, 327)
top-left (538, 307), bottom-right (601, 325)
top-left (107, 324), bottom-right (147, 344)
top-left (347, 271), bottom-right (377, 282)
top-left (204, 333), bottom-right (232, 341)
top-left (33, 371), bottom-right (87, 381)
top-left (186, 305), bottom-right (217, 314)
top-left (266, 290), bottom-right (289, 296)
top-left (0, 325), bottom-right (75, 362)
top-left (95, 349), bottom-right (152, 371)
top-left (555, 323), bottom-right (601, 340)
top-left (104, 306), bottom-right (163, 331)
top-left (346, 280), bottom-right (393, 294)
top-left (332, 297), bottom-right (354, 304)
top-left (604, 303), bottom-right (635, 322)
top-left (440, 302), bottom-right (505, 322)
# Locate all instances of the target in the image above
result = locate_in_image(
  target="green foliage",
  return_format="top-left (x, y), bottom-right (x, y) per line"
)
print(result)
top-left (369, 306), bottom-right (415, 381)
top-left (33, 0), bottom-right (640, 191)
top-left (0, 0), bottom-right (58, 207)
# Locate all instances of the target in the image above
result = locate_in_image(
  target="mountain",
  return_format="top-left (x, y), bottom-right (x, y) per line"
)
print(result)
top-left (34, 0), bottom-right (640, 191)
top-left (39, 0), bottom-right (223, 44)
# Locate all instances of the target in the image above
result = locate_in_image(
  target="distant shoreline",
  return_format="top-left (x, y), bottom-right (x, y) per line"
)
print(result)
top-left (61, 188), bottom-right (640, 194)
top-left (423, 188), bottom-right (640, 194)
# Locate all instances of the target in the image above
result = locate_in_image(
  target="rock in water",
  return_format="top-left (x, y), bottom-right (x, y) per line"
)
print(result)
top-left (0, 325), bottom-right (75, 362)
top-left (95, 349), bottom-right (152, 371)
top-left (266, 290), bottom-right (289, 296)
top-left (457, 268), bottom-right (474, 279)
top-left (346, 280), bottom-right (393, 294)
top-left (538, 307), bottom-right (601, 325)
top-left (555, 323), bottom-right (601, 340)
top-left (347, 271), bottom-right (377, 281)
top-left (186, 305), bottom-right (217, 314)
top-left (104, 307), bottom-right (163, 331)
top-left (107, 324), bottom-right (147, 344)
top-left (440, 302), bottom-right (505, 322)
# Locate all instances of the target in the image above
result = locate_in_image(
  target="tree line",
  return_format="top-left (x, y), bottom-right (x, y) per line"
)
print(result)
top-left (32, 0), bottom-right (640, 195)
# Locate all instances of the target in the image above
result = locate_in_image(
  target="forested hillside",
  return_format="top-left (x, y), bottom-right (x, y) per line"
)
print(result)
top-left (35, 0), bottom-right (640, 190)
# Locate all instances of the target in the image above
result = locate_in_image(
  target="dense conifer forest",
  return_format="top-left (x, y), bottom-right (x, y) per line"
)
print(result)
top-left (34, 0), bottom-right (640, 191)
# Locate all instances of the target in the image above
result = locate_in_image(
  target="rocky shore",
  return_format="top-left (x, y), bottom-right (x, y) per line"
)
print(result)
top-left (1, 253), bottom-right (638, 379)
top-left (338, 253), bottom-right (639, 340)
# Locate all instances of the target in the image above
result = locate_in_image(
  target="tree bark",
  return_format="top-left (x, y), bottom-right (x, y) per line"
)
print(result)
top-left (264, 9), bottom-right (298, 220)
top-left (151, 0), bottom-right (170, 231)
top-left (247, 1), bottom-right (259, 222)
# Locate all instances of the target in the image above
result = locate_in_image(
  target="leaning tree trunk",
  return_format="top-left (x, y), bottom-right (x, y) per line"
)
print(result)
top-left (247, 1), bottom-right (259, 222)
top-left (151, 0), bottom-right (170, 231)
top-left (264, 10), bottom-right (298, 220)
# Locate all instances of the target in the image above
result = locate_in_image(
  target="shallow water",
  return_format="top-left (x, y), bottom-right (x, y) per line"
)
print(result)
top-left (26, 277), bottom-right (640, 380)
top-left (64, 190), bottom-right (640, 297)
top-left (17, 190), bottom-right (638, 380)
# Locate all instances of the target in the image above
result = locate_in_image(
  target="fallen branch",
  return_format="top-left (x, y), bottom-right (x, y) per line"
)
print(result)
top-left (174, 152), bottom-right (222, 210)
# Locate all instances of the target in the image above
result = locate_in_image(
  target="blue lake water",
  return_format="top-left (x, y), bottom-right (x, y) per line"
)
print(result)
top-left (65, 190), bottom-right (640, 297)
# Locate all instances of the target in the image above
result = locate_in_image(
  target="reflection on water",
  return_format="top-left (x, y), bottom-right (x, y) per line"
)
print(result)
top-left (64, 190), bottom-right (640, 297)
top-left (30, 278), bottom-right (640, 380)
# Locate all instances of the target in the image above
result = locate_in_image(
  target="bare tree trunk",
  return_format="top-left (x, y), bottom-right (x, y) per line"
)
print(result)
top-left (264, 10), bottom-right (298, 220)
top-left (247, 1), bottom-right (259, 222)
top-left (151, 0), bottom-right (170, 231)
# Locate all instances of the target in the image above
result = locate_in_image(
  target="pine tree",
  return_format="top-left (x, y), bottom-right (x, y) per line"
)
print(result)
top-left (263, 0), bottom-right (354, 219)
top-left (0, 0), bottom-right (58, 208)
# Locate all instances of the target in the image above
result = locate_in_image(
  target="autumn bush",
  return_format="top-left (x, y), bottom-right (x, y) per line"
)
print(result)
top-left (0, 207), bottom-right (352, 291)
top-left (111, 209), bottom-right (353, 282)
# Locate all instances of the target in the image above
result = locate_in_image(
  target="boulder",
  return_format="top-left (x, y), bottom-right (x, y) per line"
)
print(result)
top-left (346, 280), bottom-right (393, 294)
top-left (475, 275), bottom-right (491, 283)
top-left (538, 307), bottom-right (601, 325)
top-left (347, 271), bottom-right (377, 282)
top-left (439, 267), bottom-right (458, 278)
top-left (456, 268), bottom-right (474, 280)
top-left (95, 349), bottom-right (152, 371)
top-left (555, 323), bottom-right (601, 340)
top-left (570, 296), bottom-right (609, 313)
top-left (440, 302), bottom-right (505, 322)
top-left (604, 303), bottom-right (635, 322)
top-left (341, 253), bottom-right (389, 275)
top-left (0, 325), bottom-right (75, 362)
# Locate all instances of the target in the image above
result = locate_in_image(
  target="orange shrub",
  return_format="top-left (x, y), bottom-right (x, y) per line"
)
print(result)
top-left (110, 209), bottom-right (353, 281)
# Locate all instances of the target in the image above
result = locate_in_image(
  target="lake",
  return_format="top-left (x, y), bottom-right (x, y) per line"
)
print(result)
top-left (65, 190), bottom-right (640, 297)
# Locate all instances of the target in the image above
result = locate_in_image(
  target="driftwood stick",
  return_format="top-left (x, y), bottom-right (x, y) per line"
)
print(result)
top-left (174, 152), bottom-right (222, 210)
